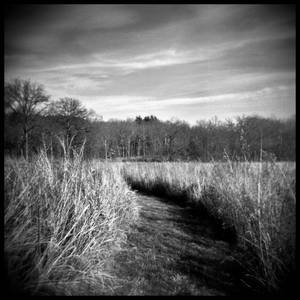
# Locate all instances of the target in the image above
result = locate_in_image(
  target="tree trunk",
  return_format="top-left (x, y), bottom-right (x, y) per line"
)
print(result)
top-left (104, 139), bottom-right (108, 160)
top-left (137, 138), bottom-right (141, 157)
top-left (127, 137), bottom-right (131, 158)
top-left (23, 123), bottom-right (29, 160)
top-left (25, 130), bottom-right (29, 161)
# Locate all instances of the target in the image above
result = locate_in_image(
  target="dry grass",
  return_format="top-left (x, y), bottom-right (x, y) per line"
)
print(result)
top-left (122, 160), bottom-right (295, 294)
top-left (4, 140), bottom-right (295, 295)
top-left (4, 146), bottom-right (138, 295)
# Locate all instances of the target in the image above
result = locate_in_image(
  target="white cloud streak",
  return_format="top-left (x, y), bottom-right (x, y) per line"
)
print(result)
top-left (5, 5), bottom-right (295, 123)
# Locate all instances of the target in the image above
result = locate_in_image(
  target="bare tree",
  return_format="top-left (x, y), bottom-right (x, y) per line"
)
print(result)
top-left (87, 108), bottom-right (103, 122)
top-left (5, 78), bottom-right (50, 159)
top-left (47, 97), bottom-right (88, 118)
top-left (46, 97), bottom-right (89, 151)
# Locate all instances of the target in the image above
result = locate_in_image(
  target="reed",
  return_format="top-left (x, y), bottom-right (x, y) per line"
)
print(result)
top-left (4, 144), bottom-right (138, 295)
top-left (122, 160), bottom-right (295, 294)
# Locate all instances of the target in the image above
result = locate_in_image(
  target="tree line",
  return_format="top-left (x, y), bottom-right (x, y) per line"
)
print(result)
top-left (5, 79), bottom-right (295, 161)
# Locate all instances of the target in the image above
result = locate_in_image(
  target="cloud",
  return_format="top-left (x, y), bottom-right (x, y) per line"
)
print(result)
top-left (30, 49), bottom-right (201, 74)
top-left (81, 85), bottom-right (294, 124)
top-left (216, 37), bottom-right (295, 73)
top-left (5, 5), bottom-right (295, 123)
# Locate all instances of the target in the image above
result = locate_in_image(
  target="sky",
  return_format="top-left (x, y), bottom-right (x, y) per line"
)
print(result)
top-left (5, 4), bottom-right (295, 125)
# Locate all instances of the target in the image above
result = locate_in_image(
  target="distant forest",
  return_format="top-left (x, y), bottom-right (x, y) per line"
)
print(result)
top-left (5, 79), bottom-right (295, 161)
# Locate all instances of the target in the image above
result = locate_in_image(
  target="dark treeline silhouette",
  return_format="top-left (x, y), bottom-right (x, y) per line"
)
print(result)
top-left (5, 79), bottom-right (295, 161)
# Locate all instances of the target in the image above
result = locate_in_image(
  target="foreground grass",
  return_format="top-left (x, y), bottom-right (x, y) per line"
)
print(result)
top-left (4, 150), bottom-right (138, 295)
top-left (4, 149), bottom-right (295, 295)
top-left (122, 161), bottom-right (296, 294)
top-left (109, 193), bottom-right (250, 295)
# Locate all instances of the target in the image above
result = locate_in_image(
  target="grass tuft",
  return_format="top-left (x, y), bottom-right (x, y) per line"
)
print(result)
top-left (5, 147), bottom-right (138, 295)
top-left (122, 160), bottom-right (295, 294)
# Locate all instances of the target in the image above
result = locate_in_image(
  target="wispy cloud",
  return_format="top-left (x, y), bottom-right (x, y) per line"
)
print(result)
top-left (5, 4), bottom-right (295, 123)
top-left (79, 85), bottom-right (295, 124)
top-left (30, 48), bottom-right (202, 74)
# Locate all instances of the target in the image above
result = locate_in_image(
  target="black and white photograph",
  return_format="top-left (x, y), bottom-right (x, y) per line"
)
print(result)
top-left (4, 4), bottom-right (295, 296)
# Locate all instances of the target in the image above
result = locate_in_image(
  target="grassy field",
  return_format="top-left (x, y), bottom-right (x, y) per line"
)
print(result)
top-left (4, 148), bottom-right (138, 295)
top-left (122, 160), bottom-right (296, 294)
top-left (4, 148), bottom-right (295, 295)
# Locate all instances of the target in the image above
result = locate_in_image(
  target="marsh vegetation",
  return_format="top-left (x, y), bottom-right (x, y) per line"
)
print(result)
top-left (4, 147), bottom-right (295, 295)
top-left (4, 79), bottom-right (295, 295)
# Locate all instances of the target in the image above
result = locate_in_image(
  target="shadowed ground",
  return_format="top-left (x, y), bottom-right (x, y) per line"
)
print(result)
top-left (107, 193), bottom-right (249, 296)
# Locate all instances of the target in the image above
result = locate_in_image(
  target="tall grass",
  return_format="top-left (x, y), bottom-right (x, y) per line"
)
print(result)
top-left (122, 160), bottom-right (295, 294)
top-left (5, 140), bottom-right (295, 295)
top-left (4, 145), bottom-right (138, 295)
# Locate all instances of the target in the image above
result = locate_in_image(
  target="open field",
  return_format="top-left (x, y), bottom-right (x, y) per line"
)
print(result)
top-left (5, 3), bottom-right (295, 296)
top-left (122, 161), bottom-right (296, 293)
top-left (4, 151), bottom-right (295, 295)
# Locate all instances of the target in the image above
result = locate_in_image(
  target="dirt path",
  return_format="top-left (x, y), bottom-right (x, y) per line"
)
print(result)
top-left (108, 193), bottom-right (246, 295)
